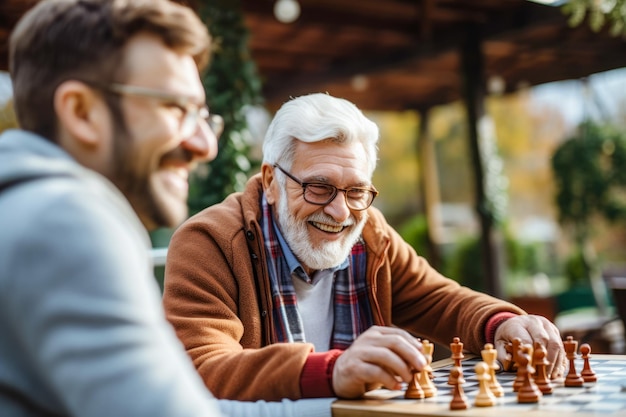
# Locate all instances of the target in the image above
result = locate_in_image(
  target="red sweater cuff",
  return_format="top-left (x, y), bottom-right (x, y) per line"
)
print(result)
top-left (484, 312), bottom-right (518, 344)
top-left (300, 349), bottom-right (343, 398)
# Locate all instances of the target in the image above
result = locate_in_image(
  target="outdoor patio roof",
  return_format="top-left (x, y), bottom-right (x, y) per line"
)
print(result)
top-left (240, 0), bottom-right (626, 111)
top-left (2, 1), bottom-right (625, 112)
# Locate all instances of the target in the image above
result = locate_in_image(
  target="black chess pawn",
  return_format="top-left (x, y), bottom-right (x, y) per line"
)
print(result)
top-left (405, 370), bottom-right (425, 399)
top-left (449, 366), bottom-right (469, 410)
top-left (532, 342), bottom-right (553, 395)
top-left (517, 350), bottom-right (542, 403)
top-left (580, 343), bottom-right (597, 383)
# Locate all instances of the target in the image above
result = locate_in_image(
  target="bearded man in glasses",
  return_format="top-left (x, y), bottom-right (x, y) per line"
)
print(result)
top-left (163, 93), bottom-right (567, 402)
top-left (0, 0), bottom-right (336, 416)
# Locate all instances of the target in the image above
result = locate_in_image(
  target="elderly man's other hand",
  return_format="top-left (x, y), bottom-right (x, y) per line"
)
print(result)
top-left (494, 314), bottom-right (566, 379)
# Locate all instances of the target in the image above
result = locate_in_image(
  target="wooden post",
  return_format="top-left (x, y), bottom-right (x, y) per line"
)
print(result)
top-left (460, 24), bottom-right (503, 298)
top-left (417, 108), bottom-right (442, 269)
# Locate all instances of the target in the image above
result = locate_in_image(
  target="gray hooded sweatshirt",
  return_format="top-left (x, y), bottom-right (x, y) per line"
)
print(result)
top-left (0, 129), bottom-right (224, 417)
top-left (0, 129), bottom-right (335, 417)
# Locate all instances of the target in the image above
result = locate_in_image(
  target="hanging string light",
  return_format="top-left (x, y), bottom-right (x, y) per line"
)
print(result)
top-left (274, 0), bottom-right (300, 23)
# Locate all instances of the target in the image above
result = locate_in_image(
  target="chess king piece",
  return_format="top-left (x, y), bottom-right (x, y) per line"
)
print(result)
top-left (474, 362), bottom-right (496, 407)
top-left (517, 349), bottom-right (542, 403)
top-left (580, 343), bottom-right (597, 383)
top-left (419, 340), bottom-right (437, 397)
top-left (448, 366), bottom-right (469, 410)
top-left (405, 370), bottom-right (425, 399)
top-left (450, 337), bottom-right (464, 368)
top-left (564, 336), bottom-right (584, 387)
top-left (481, 343), bottom-right (504, 397)
top-left (532, 342), bottom-right (553, 394)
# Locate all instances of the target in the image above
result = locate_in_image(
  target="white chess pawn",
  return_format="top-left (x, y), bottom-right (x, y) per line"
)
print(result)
top-left (475, 361), bottom-right (496, 407)
top-left (482, 343), bottom-right (504, 397)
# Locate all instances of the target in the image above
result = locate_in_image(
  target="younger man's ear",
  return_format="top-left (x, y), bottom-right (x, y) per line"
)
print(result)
top-left (53, 80), bottom-right (108, 147)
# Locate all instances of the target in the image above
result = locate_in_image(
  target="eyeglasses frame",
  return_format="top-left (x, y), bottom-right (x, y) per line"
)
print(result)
top-left (273, 163), bottom-right (378, 211)
top-left (84, 81), bottom-right (224, 138)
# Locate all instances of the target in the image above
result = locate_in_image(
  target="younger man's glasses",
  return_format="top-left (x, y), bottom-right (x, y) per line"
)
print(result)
top-left (89, 82), bottom-right (224, 139)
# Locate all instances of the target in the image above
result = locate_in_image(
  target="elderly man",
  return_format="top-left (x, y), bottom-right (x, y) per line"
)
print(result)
top-left (163, 93), bottom-right (566, 401)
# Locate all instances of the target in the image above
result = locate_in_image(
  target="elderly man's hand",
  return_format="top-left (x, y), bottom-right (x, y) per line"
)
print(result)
top-left (331, 326), bottom-right (426, 399)
top-left (493, 315), bottom-right (566, 379)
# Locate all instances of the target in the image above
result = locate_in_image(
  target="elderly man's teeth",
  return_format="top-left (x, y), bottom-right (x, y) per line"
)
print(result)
top-left (313, 222), bottom-right (343, 233)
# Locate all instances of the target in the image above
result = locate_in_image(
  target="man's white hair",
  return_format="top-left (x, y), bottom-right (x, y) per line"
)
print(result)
top-left (262, 93), bottom-right (379, 176)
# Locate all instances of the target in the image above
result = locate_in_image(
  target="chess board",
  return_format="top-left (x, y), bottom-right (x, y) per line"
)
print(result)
top-left (332, 354), bottom-right (626, 417)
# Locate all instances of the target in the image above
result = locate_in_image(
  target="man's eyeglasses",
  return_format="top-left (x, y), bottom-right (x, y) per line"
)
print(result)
top-left (274, 164), bottom-right (378, 211)
top-left (89, 82), bottom-right (224, 139)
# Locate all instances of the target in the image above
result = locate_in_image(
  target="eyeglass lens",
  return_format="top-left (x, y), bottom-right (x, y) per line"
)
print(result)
top-left (304, 184), bottom-right (374, 210)
top-left (180, 108), bottom-right (224, 139)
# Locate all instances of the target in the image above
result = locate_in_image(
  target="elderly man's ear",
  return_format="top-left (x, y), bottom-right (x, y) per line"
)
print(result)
top-left (261, 163), bottom-right (279, 205)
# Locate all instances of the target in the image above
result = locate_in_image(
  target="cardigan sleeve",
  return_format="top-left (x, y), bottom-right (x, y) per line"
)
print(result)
top-left (364, 208), bottom-right (526, 355)
top-left (163, 203), bottom-right (318, 401)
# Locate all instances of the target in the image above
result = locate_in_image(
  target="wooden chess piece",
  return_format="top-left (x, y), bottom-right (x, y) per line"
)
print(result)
top-left (449, 366), bottom-right (469, 410)
top-left (481, 343), bottom-right (504, 397)
top-left (504, 337), bottom-right (522, 372)
top-left (504, 341), bottom-right (513, 372)
top-left (513, 344), bottom-right (533, 392)
top-left (532, 342), bottom-right (553, 394)
top-left (580, 343), bottom-right (597, 383)
top-left (474, 362), bottom-right (496, 407)
top-left (419, 340), bottom-right (437, 397)
top-left (517, 349), bottom-right (542, 403)
top-left (450, 337), bottom-right (465, 368)
top-left (564, 336), bottom-right (584, 387)
top-left (405, 370), bottom-right (425, 399)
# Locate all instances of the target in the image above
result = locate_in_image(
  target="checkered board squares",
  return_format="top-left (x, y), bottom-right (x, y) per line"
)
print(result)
top-left (357, 357), bottom-right (626, 416)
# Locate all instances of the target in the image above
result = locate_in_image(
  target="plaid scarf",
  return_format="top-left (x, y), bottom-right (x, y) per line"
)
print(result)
top-left (261, 196), bottom-right (374, 350)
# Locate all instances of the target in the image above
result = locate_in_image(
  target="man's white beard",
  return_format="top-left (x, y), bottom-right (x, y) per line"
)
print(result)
top-left (275, 188), bottom-right (367, 271)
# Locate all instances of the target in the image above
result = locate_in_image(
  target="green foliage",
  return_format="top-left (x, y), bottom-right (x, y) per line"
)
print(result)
top-left (563, 248), bottom-right (593, 288)
top-left (399, 213), bottom-right (541, 293)
top-left (398, 214), bottom-right (431, 259)
top-left (563, 0), bottom-right (626, 37)
top-left (189, 1), bottom-right (263, 215)
top-left (443, 231), bottom-right (542, 293)
top-left (551, 120), bottom-right (626, 244)
top-left (445, 235), bottom-right (486, 292)
top-left (551, 120), bottom-right (626, 286)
